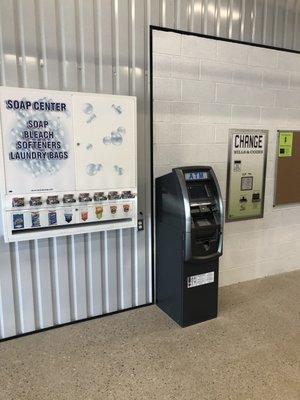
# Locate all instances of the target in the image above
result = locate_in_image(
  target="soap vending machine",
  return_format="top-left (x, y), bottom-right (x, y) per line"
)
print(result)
top-left (0, 87), bottom-right (137, 242)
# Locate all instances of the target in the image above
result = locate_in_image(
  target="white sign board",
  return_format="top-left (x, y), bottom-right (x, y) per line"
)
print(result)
top-left (226, 129), bottom-right (268, 221)
top-left (0, 89), bottom-right (75, 194)
top-left (0, 87), bottom-right (137, 242)
top-left (73, 94), bottom-right (136, 190)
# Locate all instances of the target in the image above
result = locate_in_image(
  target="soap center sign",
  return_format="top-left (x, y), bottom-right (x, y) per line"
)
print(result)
top-left (0, 89), bottom-right (75, 194)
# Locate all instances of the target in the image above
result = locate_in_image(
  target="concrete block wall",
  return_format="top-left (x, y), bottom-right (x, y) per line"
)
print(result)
top-left (152, 30), bottom-right (300, 287)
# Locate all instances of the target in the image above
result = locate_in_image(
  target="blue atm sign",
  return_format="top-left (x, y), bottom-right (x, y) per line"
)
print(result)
top-left (184, 171), bottom-right (207, 181)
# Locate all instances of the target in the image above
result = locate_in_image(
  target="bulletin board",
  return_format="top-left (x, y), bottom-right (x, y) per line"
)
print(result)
top-left (275, 130), bottom-right (300, 205)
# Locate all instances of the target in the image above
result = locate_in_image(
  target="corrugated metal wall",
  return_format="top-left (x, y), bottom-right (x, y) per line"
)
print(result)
top-left (0, 0), bottom-right (299, 340)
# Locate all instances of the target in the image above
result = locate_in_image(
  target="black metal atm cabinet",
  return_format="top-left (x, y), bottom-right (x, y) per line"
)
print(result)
top-left (156, 166), bottom-right (224, 327)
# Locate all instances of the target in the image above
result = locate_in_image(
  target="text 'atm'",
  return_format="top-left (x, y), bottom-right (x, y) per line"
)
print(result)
top-left (156, 166), bottom-right (224, 327)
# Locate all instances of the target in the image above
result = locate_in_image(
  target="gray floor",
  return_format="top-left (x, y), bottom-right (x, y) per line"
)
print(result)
top-left (0, 270), bottom-right (299, 400)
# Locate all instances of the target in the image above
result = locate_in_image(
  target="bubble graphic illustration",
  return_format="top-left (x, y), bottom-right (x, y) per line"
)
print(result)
top-left (86, 163), bottom-right (102, 176)
top-left (86, 164), bottom-right (97, 176)
top-left (103, 130), bottom-right (124, 147)
top-left (83, 103), bottom-right (93, 114)
top-left (111, 104), bottom-right (122, 114)
top-left (86, 113), bottom-right (96, 124)
top-left (111, 131), bottom-right (123, 146)
top-left (86, 143), bottom-right (93, 151)
top-left (103, 136), bottom-right (111, 145)
top-left (117, 126), bottom-right (126, 135)
top-left (114, 165), bottom-right (124, 175)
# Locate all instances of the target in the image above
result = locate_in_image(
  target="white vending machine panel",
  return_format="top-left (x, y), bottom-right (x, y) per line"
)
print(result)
top-left (0, 87), bottom-right (137, 242)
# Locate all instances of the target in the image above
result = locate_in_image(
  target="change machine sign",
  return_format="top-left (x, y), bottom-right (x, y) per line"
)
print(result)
top-left (226, 129), bottom-right (268, 221)
top-left (0, 87), bottom-right (137, 242)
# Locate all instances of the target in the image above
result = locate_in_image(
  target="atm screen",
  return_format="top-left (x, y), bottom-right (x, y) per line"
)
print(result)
top-left (185, 171), bottom-right (208, 181)
top-left (188, 185), bottom-right (210, 199)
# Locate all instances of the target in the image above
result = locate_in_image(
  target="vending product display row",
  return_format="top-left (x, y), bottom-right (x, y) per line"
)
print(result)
top-left (9, 190), bottom-right (136, 209)
top-left (5, 189), bottom-right (136, 239)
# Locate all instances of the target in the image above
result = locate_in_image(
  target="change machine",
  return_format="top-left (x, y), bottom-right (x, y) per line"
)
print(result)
top-left (156, 166), bottom-right (224, 327)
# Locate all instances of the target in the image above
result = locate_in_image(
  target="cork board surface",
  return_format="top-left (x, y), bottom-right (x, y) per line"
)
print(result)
top-left (275, 131), bottom-right (300, 205)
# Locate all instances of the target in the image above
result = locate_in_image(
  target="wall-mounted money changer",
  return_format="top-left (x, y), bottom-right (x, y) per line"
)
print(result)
top-left (0, 87), bottom-right (137, 242)
top-left (226, 129), bottom-right (268, 222)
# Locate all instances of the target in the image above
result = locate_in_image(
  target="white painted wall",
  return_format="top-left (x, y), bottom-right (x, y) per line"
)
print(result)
top-left (153, 30), bottom-right (300, 287)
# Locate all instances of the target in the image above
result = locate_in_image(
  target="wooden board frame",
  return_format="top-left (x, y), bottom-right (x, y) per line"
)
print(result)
top-left (274, 130), bottom-right (300, 206)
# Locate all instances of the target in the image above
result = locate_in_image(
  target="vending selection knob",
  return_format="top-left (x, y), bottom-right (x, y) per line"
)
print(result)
top-left (108, 191), bottom-right (121, 200)
top-left (94, 192), bottom-right (107, 201)
top-left (47, 195), bottom-right (60, 205)
top-left (12, 197), bottom-right (25, 207)
top-left (121, 191), bottom-right (135, 199)
top-left (63, 194), bottom-right (76, 204)
top-left (79, 193), bottom-right (92, 202)
top-left (30, 196), bottom-right (42, 207)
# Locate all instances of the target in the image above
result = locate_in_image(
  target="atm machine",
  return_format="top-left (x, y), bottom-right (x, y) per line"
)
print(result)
top-left (156, 166), bottom-right (224, 327)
